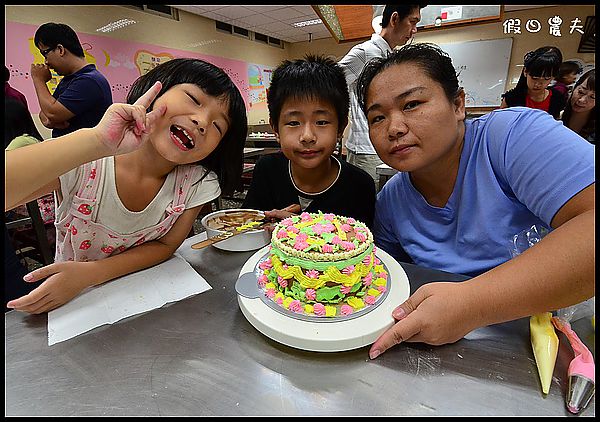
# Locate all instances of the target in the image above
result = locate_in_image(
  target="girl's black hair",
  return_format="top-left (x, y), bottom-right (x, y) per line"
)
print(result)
top-left (126, 58), bottom-right (247, 196)
top-left (5, 97), bottom-right (43, 148)
top-left (562, 69), bottom-right (595, 140)
top-left (267, 54), bottom-right (349, 133)
top-left (503, 46), bottom-right (563, 100)
top-left (34, 22), bottom-right (85, 58)
top-left (356, 42), bottom-right (463, 115)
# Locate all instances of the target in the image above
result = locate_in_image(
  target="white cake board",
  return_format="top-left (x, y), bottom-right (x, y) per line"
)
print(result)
top-left (237, 246), bottom-right (410, 352)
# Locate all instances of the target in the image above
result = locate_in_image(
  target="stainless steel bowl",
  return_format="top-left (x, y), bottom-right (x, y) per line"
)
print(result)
top-left (200, 208), bottom-right (270, 252)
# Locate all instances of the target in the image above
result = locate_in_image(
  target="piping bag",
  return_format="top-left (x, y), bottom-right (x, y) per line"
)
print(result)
top-left (530, 312), bottom-right (559, 395)
top-left (551, 316), bottom-right (595, 414)
top-left (509, 225), bottom-right (559, 395)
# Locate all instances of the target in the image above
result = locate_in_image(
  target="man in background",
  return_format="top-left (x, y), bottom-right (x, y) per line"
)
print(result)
top-left (31, 22), bottom-right (112, 137)
top-left (338, 5), bottom-right (426, 190)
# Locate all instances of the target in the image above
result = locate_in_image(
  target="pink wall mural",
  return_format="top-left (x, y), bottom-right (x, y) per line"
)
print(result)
top-left (5, 21), bottom-right (275, 116)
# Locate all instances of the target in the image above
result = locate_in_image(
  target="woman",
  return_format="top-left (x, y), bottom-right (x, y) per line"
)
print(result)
top-left (561, 69), bottom-right (595, 143)
top-left (500, 46), bottom-right (566, 119)
top-left (355, 43), bottom-right (594, 358)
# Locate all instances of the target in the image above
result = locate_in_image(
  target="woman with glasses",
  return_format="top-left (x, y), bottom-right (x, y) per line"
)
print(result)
top-left (500, 46), bottom-right (566, 119)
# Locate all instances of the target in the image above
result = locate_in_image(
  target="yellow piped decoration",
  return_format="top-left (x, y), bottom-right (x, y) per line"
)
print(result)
top-left (295, 214), bottom-right (323, 229)
top-left (304, 304), bottom-right (314, 314)
top-left (332, 219), bottom-right (347, 241)
top-left (236, 221), bottom-right (262, 231)
top-left (367, 288), bottom-right (381, 297)
top-left (373, 277), bottom-right (387, 287)
top-left (264, 282), bottom-right (276, 290)
top-left (530, 312), bottom-right (559, 395)
top-left (270, 253), bottom-right (374, 289)
top-left (325, 306), bottom-right (337, 317)
top-left (283, 297), bottom-right (294, 309)
top-left (346, 297), bottom-right (365, 310)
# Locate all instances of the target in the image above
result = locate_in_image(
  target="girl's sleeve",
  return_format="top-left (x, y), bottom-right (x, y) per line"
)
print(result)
top-left (185, 169), bottom-right (221, 209)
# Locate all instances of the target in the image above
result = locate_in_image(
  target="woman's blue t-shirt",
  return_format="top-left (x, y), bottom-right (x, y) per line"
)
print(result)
top-left (374, 107), bottom-right (595, 277)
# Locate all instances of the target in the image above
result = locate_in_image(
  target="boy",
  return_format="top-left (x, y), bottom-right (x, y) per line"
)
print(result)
top-left (242, 55), bottom-right (376, 228)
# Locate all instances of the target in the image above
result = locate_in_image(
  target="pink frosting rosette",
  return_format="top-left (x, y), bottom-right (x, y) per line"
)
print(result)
top-left (377, 285), bottom-right (387, 293)
top-left (296, 232), bottom-right (308, 242)
top-left (346, 218), bottom-right (356, 224)
top-left (257, 274), bottom-right (268, 287)
top-left (294, 240), bottom-right (309, 250)
top-left (331, 236), bottom-right (342, 245)
top-left (277, 276), bottom-right (288, 288)
top-left (363, 272), bottom-right (373, 283)
top-left (364, 295), bottom-right (376, 305)
top-left (313, 303), bottom-right (326, 316)
top-left (305, 288), bottom-right (316, 301)
top-left (276, 229), bottom-right (288, 239)
top-left (300, 212), bottom-right (312, 221)
top-left (340, 304), bottom-right (353, 316)
top-left (341, 241), bottom-right (355, 251)
top-left (306, 269), bottom-right (319, 279)
top-left (322, 244), bottom-right (334, 253)
top-left (281, 217), bottom-right (294, 227)
top-left (288, 226), bottom-right (300, 234)
top-left (340, 285), bottom-right (352, 294)
top-left (323, 213), bottom-right (335, 221)
top-left (312, 223), bottom-right (324, 235)
top-left (259, 258), bottom-right (273, 270)
top-left (322, 223), bottom-right (335, 233)
top-left (266, 288), bottom-right (276, 298)
top-left (362, 255), bottom-right (372, 266)
top-left (289, 300), bottom-right (303, 313)
top-left (355, 232), bottom-right (367, 242)
top-left (340, 223), bottom-right (352, 232)
top-left (378, 272), bottom-right (388, 279)
top-left (342, 265), bottom-right (355, 275)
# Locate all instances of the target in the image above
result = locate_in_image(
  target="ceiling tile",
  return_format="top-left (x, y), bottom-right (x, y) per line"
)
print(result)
top-left (263, 7), bottom-right (305, 21)
top-left (209, 6), bottom-right (257, 20)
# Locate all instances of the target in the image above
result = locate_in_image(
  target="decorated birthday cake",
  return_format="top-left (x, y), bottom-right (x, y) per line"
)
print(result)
top-left (257, 212), bottom-right (389, 317)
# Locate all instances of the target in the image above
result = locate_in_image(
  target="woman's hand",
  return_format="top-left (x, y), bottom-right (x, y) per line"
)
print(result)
top-left (6, 261), bottom-right (95, 314)
top-left (93, 81), bottom-right (167, 156)
top-left (264, 204), bottom-right (301, 221)
top-left (369, 281), bottom-right (483, 359)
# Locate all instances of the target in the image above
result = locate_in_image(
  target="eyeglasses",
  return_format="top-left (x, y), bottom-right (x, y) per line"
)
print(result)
top-left (39, 46), bottom-right (57, 58)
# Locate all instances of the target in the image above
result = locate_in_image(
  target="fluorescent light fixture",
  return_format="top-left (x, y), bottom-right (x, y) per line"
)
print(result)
top-left (292, 19), bottom-right (322, 28)
top-left (96, 19), bottom-right (136, 33)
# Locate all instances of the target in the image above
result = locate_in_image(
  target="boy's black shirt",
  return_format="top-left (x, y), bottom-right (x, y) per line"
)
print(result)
top-left (242, 152), bottom-right (376, 229)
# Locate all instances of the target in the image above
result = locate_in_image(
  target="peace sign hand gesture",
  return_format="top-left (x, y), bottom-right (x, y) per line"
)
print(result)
top-left (93, 81), bottom-right (167, 156)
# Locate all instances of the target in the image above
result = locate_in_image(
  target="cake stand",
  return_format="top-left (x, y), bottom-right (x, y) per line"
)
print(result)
top-left (236, 246), bottom-right (410, 352)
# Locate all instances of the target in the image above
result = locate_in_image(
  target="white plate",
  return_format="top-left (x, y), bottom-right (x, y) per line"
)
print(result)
top-left (237, 246), bottom-right (410, 352)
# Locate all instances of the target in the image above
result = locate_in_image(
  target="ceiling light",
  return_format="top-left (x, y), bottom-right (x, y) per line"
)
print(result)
top-left (96, 19), bottom-right (136, 33)
top-left (292, 19), bottom-right (322, 28)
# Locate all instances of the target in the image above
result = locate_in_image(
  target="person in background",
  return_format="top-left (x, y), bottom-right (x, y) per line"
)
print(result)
top-left (242, 55), bottom-right (376, 228)
top-left (4, 97), bottom-right (46, 309)
top-left (5, 65), bottom-right (28, 109)
top-left (561, 68), bottom-right (595, 144)
top-left (355, 43), bottom-right (594, 357)
top-left (500, 46), bottom-right (566, 119)
top-left (5, 58), bottom-right (247, 314)
top-left (338, 4), bottom-right (426, 190)
top-left (552, 60), bottom-right (582, 104)
top-left (31, 22), bottom-right (112, 137)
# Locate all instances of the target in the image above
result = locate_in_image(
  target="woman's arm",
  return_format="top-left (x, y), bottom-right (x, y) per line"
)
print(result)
top-left (369, 184), bottom-right (594, 356)
top-left (6, 206), bottom-right (202, 313)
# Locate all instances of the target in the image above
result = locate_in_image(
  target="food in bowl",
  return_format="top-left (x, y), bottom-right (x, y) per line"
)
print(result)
top-left (200, 209), bottom-right (270, 252)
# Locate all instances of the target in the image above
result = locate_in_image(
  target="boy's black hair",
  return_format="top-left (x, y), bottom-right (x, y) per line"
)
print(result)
top-left (5, 97), bottom-right (43, 148)
top-left (126, 58), bottom-right (247, 195)
top-left (267, 54), bottom-right (349, 133)
top-left (34, 23), bottom-right (85, 58)
top-left (558, 61), bottom-right (583, 81)
top-left (381, 4), bottom-right (427, 28)
top-left (356, 43), bottom-right (462, 114)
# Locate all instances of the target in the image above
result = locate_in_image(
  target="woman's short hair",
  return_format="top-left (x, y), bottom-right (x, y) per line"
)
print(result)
top-left (357, 42), bottom-right (462, 114)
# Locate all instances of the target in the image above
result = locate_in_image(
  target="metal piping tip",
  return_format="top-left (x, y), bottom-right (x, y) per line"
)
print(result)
top-left (566, 375), bottom-right (595, 414)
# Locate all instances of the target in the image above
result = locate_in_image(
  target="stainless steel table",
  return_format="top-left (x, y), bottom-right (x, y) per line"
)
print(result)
top-left (5, 235), bottom-right (595, 416)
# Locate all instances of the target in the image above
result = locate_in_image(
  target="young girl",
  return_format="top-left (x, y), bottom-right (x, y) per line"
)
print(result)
top-left (242, 55), bottom-right (376, 228)
top-left (561, 69), bottom-right (595, 143)
top-left (501, 46), bottom-right (566, 119)
top-left (6, 58), bottom-right (247, 314)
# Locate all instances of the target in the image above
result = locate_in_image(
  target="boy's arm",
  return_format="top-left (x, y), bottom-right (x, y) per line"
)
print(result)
top-left (6, 206), bottom-right (202, 314)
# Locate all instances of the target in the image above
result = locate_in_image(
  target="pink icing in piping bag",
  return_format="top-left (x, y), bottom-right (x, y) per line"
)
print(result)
top-left (551, 316), bottom-right (595, 414)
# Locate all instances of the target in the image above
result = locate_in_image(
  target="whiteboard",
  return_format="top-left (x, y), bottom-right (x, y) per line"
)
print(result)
top-left (438, 38), bottom-right (513, 107)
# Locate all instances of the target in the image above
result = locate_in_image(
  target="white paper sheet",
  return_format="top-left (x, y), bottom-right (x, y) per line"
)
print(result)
top-left (47, 253), bottom-right (211, 345)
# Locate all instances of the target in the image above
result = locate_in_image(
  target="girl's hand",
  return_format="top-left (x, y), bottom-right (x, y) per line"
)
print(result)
top-left (6, 261), bottom-right (94, 314)
top-left (93, 81), bottom-right (167, 156)
top-left (264, 204), bottom-right (301, 220)
top-left (368, 282), bottom-right (482, 358)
